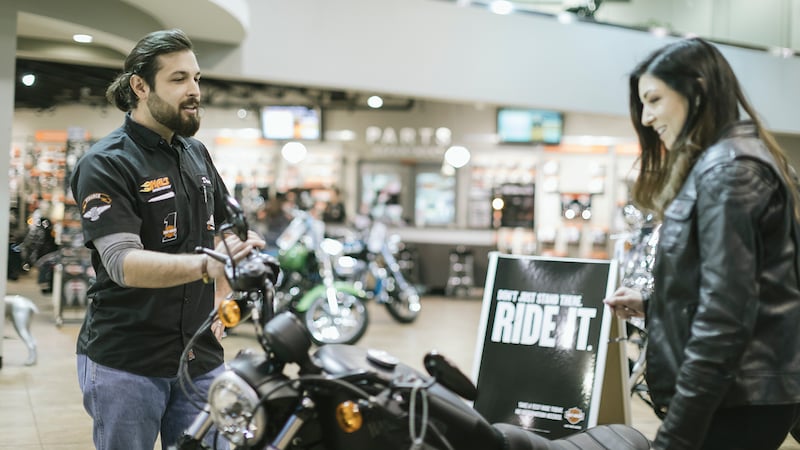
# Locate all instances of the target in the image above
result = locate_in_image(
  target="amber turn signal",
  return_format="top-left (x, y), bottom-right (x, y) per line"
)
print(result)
top-left (335, 400), bottom-right (363, 433)
top-left (218, 299), bottom-right (241, 328)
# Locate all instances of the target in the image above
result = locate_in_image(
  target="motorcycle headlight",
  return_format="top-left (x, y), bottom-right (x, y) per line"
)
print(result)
top-left (207, 370), bottom-right (266, 447)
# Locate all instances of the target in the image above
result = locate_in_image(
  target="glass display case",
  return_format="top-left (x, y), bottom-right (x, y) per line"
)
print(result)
top-left (414, 169), bottom-right (455, 227)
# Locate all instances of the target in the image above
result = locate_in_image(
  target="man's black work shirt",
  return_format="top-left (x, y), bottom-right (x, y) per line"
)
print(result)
top-left (70, 114), bottom-right (229, 378)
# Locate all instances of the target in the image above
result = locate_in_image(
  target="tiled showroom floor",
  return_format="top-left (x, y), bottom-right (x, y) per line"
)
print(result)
top-left (2, 274), bottom-right (799, 449)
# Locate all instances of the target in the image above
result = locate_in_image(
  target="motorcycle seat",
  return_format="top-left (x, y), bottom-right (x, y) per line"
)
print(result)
top-left (494, 423), bottom-right (650, 450)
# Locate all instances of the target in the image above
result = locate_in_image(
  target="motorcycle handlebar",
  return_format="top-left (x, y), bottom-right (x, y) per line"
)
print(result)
top-left (194, 246), bottom-right (227, 264)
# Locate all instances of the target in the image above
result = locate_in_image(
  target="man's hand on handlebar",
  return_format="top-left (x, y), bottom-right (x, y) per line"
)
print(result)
top-left (207, 230), bottom-right (266, 280)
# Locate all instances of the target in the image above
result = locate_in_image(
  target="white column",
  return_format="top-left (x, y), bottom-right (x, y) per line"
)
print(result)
top-left (0, 3), bottom-right (18, 369)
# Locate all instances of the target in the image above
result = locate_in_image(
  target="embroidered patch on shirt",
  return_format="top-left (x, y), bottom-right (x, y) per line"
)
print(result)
top-left (148, 191), bottom-right (176, 203)
top-left (162, 212), bottom-right (178, 242)
top-left (140, 177), bottom-right (172, 193)
top-left (81, 193), bottom-right (112, 222)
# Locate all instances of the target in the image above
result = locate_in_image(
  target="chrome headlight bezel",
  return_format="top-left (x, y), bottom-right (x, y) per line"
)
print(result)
top-left (207, 370), bottom-right (266, 447)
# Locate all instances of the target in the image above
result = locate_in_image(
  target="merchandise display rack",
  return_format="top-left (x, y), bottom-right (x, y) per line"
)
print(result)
top-left (53, 137), bottom-right (93, 327)
top-left (10, 130), bottom-right (94, 326)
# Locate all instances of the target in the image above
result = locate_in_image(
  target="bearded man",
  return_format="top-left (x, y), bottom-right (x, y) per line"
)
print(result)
top-left (70, 29), bottom-right (264, 450)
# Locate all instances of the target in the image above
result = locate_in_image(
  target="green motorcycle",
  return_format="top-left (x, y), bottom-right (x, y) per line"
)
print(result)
top-left (275, 211), bottom-right (369, 345)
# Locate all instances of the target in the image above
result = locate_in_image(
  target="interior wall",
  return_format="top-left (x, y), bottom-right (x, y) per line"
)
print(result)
top-left (1, 2), bottom-right (19, 368)
top-left (19, 0), bottom-right (160, 44)
top-left (10, 1), bottom-right (800, 135)
top-left (188, 0), bottom-right (800, 135)
top-left (597, 0), bottom-right (794, 50)
top-left (775, 133), bottom-right (800, 170)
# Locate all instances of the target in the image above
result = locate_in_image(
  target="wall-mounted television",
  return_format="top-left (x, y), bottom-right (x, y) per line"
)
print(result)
top-left (497, 108), bottom-right (563, 145)
top-left (260, 105), bottom-right (321, 141)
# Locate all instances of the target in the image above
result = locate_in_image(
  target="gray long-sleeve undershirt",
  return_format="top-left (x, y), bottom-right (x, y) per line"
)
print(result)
top-left (92, 232), bottom-right (143, 287)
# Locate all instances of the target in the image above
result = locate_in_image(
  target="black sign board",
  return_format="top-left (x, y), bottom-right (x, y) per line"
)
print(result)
top-left (472, 253), bottom-right (615, 439)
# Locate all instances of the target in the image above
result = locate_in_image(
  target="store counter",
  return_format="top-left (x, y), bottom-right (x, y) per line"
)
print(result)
top-left (390, 227), bottom-right (497, 294)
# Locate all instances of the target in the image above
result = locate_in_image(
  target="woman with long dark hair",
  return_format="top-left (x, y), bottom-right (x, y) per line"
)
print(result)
top-left (605, 37), bottom-right (800, 449)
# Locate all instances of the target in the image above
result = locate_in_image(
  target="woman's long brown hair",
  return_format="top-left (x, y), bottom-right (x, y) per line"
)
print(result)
top-left (628, 38), bottom-right (800, 220)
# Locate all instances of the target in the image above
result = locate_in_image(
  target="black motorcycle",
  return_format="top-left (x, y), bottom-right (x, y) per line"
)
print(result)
top-left (172, 195), bottom-right (650, 450)
top-left (13, 213), bottom-right (60, 293)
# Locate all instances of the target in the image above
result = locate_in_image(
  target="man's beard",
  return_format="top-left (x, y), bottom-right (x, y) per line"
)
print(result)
top-left (147, 91), bottom-right (200, 137)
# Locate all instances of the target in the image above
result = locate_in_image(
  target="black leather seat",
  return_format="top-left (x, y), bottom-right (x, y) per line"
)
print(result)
top-left (494, 423), bottom-right (651, 450)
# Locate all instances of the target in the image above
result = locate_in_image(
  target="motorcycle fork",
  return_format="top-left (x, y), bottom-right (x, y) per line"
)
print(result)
top-left (380, 248), bottom-right (411, 291)
top-left (368, 261), bottom-right (388, 303)
top-left (182, 405), bottom-right (213, 441)
top-left (268, 397), bottom-right (316, 450)
top-left (320, 255), bottom-right (342, 315)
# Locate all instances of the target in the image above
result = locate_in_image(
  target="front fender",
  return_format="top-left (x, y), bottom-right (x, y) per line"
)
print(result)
top-left (296, 282), bottom-right (367, 312)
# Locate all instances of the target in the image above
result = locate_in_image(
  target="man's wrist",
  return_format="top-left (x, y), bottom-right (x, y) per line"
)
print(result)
top-left (201, 254), bottom-right (212, 284)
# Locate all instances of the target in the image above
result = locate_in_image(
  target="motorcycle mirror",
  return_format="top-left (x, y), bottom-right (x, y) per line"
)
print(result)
top-left (423, 351), bottom-right (478, 401)
top-left (223, 195), bottom-right (249, 242)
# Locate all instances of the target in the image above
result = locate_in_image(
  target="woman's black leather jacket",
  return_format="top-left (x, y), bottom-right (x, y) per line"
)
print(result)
top-left (646, 122), bottom-right (800, 449)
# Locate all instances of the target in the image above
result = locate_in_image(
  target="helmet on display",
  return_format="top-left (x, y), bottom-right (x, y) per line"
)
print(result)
top-left (278, 243), bottom-right (309, 272)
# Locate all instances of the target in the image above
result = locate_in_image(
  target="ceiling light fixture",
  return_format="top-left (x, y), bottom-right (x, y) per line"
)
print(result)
top-left (73, 34), bottom-right (93, 44)
top-left (649, 27), bottom-right (669, 38)
top-left (444, 145), bottom-right (471, 168)
top-left (21, 73), bottom-right (36, 87)
top-left (367, 95), bottom-right (383, 108)
top-left (557, 12), bottom-right (575, 24)
top-left (489, 0), bottom-right (514, 15)
top-left (281, 141), bottom-right (307, 164)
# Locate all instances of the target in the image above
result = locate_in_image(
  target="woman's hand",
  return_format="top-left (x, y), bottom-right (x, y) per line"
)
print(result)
top-left (603, 286), bottom-right (645, 320)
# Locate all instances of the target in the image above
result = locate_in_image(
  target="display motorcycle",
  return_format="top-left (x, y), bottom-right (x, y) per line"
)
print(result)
top-left (172, 195), bottom-right (651, 450)
top-left (274, 210), bottom-right (369, 345)
top-left (336, 219), bottom-right (421, 324)
top-left (612, 203), bottom-right (659, 414)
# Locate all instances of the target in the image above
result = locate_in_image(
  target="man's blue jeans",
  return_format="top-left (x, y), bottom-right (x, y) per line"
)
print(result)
top-left (77, 354), bottom-right (229, 450)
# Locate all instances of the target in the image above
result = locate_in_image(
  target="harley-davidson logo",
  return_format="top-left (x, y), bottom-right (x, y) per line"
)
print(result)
top-left (140, 176), bottom-right (172, 193)
top-left (564, 407), bottom-right (585, 425)
top-left (162, 212), bottom-right (178, 242)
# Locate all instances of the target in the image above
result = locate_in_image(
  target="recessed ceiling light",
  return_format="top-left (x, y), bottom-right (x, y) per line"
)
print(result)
top-left (367, 95), bottom-right (383, 108)
top-left (21, 73), bottom-right (36, 87)
top-left (73, 34), bottom-right (93, 44)
top-left (444, 145), bottom-right (471, 168)
top-left (489, 0), bottom-right (513, 15)
top-left (281, 141), bottom-right (307, 164)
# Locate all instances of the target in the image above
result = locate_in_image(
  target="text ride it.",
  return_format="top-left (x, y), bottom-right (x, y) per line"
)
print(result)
top-left (490, 289), bottom-right (597, 351)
